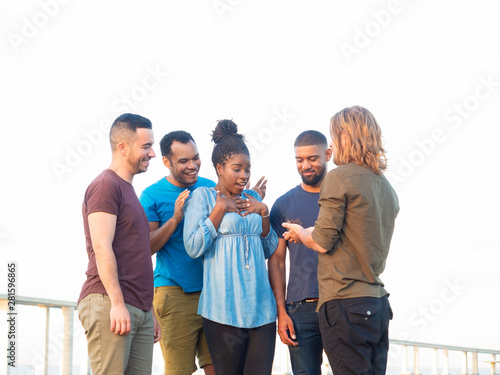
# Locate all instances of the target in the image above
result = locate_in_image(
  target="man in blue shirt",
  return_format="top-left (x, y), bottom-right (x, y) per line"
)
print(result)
top-left (268, 130), bottom-right (332, 375)
top-left (140, 131), bottom-right (216, 375)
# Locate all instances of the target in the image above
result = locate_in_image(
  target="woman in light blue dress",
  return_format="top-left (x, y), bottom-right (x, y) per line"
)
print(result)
top-left (183, 119), bottom-right (278, 375)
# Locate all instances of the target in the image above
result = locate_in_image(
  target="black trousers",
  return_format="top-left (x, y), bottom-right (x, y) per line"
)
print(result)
top-left (202, 318), bottom-right (276, 375)
top-left (319, 295), bottom-right (393, 375)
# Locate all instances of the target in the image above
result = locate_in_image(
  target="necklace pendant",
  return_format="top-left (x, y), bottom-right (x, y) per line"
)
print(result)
top-left (246, 265), bottom-right (249, 269)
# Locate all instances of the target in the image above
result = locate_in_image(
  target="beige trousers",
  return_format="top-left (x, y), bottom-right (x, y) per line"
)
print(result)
top-left (78, 293), bottom-right (154, 375)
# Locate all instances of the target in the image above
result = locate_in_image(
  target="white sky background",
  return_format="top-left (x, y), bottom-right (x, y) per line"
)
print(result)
top-left (1, 0), bottom-right (499, 371)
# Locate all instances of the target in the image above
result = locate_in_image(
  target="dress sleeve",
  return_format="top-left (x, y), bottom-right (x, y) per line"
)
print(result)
top-left (245, 189), bottom-right (279, 259)
top-left (261, 228), bottom-right (278, 259)
top-left (183, 187), bottom-right (218, 259)
top-left (311, 170), bottom-right (347, 252)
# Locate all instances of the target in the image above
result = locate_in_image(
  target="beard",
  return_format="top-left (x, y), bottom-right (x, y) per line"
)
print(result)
top-left (126, 152), bottom-right (148, 174)
top-left (300, 164), bottom-right (326, 186)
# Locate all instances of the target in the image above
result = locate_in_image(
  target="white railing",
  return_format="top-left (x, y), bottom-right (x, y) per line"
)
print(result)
top-left (2, 295), bottom-right (499, 375)
top-left (390, 339), bottom-right (500, 375)
top-left (0, 294), bottom-right (80, 375)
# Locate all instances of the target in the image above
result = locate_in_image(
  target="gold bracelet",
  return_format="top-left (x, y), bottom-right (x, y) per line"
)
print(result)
top-left (261, 213), bottom-right (270, 219)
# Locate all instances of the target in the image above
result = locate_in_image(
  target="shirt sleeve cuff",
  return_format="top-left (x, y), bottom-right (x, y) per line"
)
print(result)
top-left (204, 217), bottom-right (218, 240)
top-left (311, 228), bottom-right (331, 252)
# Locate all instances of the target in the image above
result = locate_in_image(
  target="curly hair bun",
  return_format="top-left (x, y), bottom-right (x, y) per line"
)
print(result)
top-left (211, 119), bottom-right (242, 144)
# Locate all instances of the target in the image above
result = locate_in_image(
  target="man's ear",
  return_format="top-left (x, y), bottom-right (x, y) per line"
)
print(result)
top-left (325, 147), bottom-right (333, 162)
top-left (117, 142), bottom-right (128, 156)
top-left (163, 156), bottom-right (172, 168)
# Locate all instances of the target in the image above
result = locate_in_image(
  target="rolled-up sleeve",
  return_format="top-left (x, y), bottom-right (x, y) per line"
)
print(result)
top-left (183, 188), bottom-right (218, 258)
top-left (311, 170), bottom-right (347, 252)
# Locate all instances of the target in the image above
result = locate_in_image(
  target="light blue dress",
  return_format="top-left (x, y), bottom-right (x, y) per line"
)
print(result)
top-left (183, 187), bottom-right (278, 328)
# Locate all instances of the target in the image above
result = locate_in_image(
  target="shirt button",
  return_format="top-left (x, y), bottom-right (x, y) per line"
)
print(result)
top-left (367, 310), bottom-right (371, 315)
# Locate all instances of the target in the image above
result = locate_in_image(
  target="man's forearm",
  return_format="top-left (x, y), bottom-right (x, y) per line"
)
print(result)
top-left (149, 217), bottom-right (181, 254)
top-left (301, 227), bottom-right (328, 253)
top-left (95, 244), bottom-right (125, 305)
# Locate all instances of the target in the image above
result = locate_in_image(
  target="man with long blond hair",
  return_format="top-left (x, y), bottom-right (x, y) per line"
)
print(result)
top-left (283, 106), bottom-right (399, 375)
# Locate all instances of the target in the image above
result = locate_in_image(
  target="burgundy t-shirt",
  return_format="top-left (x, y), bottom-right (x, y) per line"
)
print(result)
top-left (78, 169), bottom-right (154, 311)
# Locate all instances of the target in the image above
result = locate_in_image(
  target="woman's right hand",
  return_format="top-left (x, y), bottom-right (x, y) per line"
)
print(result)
top-left (215, 191), bottom-right (244, 215)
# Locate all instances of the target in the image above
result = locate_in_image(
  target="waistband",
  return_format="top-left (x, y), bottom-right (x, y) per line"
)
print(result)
top-left (288, 298), bottom-right (319, 304)
top-left (304, 298), bottom-right (319, 303)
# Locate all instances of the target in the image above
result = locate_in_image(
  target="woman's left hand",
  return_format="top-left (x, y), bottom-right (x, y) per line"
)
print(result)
top-left (236, 195), bottom-right (268, 217)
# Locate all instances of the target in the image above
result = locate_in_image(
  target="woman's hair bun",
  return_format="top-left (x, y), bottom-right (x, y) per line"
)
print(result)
top-left (211, 119), bottom-right (242, 144)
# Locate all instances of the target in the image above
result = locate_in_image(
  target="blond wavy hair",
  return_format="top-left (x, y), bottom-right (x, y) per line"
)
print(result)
top-left (330, 106), bottom-right (387, 175)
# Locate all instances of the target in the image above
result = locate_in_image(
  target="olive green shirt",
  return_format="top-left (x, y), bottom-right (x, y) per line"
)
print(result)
top-left (311, 163), bottom-right (399, 309)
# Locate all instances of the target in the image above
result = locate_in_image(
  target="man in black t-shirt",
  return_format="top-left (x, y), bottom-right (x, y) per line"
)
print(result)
top-left (269, 130), bottom-right (331, 375)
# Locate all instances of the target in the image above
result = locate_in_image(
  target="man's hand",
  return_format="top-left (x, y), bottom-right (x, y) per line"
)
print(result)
top-left (172, 189), bottom-right (190, 224)
top-left (110, 302), bottom-right (131, 335)
top-left (282, 224), bottom-right (328, 253)
top-left (152, 311), bottom-right (161, 343)
top-left (248, 176), bottom-right (267, 200)
top-left (282, 222), bottom-right (304, 244)
top-left (277, 312), bottom-right (298, 347)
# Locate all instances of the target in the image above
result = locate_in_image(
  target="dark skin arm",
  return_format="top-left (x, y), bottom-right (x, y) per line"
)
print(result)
top-left (148, 189), bottom-right (190, 254)
top-left (268, 238), bottom-right (298, 346)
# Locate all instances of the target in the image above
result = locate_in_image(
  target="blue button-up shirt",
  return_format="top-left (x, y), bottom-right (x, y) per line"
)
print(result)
top-left (184, 187), bottom-right (278, 328)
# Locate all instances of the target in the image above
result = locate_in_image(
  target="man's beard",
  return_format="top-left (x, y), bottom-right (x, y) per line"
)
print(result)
top-left (301, 165), bottom-right (326, 186)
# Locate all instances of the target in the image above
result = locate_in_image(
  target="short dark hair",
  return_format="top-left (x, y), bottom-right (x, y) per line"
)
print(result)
top-left (109, 113), bottom-right (152, 149)
top-left (294, 130), bottom-right (328, 148)
top-left (160, 130), bottom-right (195, 158)
top-left (211, 119), bottom-right (249, 170)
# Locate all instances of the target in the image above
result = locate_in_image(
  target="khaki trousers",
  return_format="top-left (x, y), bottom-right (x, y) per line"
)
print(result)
top-left (78, 293), bottom-right (154, 375)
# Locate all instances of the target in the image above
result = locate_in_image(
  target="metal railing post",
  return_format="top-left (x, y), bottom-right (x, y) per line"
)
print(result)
top-left (490, 354), bottom-right (497, 375)
top-left (443, 348), bottom-right (450, 375)
top-left (461, 350), bottom-right (469, 375)
top-left (44, 307), bottom-right (50, 375)
top-left (62, 306), bottom-right (74, 375)
top-left (431, 348), bottom-right (439, 375)
top-left (414, 346), bottom-right (422, 375)
top-left (472, 351), bottom-right (479, 375)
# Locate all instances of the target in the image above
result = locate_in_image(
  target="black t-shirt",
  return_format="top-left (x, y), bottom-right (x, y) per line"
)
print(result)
top-left (270, 185), bottom-right (320, 304)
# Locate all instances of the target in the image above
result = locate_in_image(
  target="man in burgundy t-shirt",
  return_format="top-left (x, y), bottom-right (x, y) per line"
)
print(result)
top-left (79, 168), bottom-right (154, 309)
top-left (77, 113), bottom-right (159, 375)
